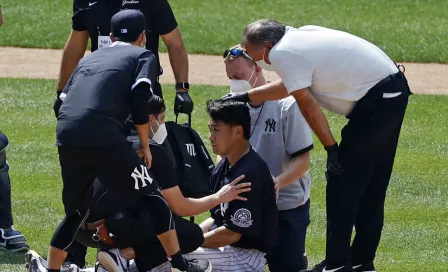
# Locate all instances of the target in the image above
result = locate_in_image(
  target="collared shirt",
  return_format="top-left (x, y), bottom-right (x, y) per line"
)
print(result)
top-left (269, 25), bottom-right (399, 115)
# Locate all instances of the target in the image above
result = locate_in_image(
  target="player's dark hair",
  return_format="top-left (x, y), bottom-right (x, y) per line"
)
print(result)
top-left (207, 99), bottom-right (250, 140)
top-left (115, 34), bottom-right (140, 43)
top-left (148, 95), bottom-right (165, 117)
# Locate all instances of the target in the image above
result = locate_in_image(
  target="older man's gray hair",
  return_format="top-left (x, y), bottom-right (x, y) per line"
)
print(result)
top-left (241, 19), bottom-right (286, 48)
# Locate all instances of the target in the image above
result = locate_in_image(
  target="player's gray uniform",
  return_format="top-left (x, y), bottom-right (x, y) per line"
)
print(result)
top-left (249, 97), bottom-right (313, 211)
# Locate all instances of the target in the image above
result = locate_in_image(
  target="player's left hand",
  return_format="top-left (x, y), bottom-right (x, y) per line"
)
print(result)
top-left (217, 175), bottom-right (250, 203)
top-left (174, 90), bottom-right (193, 115)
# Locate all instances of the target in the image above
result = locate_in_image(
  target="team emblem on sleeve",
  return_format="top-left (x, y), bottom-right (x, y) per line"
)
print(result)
top-left (131, 165), bottom-right (153, 190)
top-left (231, 208), bottom-right (253, 228)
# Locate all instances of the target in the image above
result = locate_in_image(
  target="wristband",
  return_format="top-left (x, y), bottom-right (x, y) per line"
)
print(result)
top-left (175, 82), bottom-right (189, 91)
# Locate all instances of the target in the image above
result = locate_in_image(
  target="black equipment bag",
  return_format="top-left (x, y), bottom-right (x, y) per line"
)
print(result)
top-left (165, 112), bottom-right (215, 199)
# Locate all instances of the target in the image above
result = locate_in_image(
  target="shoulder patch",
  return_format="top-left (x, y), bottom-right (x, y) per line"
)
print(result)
top-left (230, 208), bottom-right (253, 228)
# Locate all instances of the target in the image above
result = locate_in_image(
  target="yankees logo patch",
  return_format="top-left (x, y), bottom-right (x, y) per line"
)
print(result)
top-left (264, 118), bottom-right (276, 133)
top-left (231, 208), bottom-right (253, 228)
top-left (131, 165), bottom-right (153, 190)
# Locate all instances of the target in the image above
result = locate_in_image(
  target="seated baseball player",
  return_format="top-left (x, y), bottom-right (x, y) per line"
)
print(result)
top-left (182, 99), bottom-right (278, 272)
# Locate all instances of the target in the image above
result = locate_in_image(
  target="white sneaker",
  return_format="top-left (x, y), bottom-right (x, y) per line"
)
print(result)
top-left (25, 250), bottom-right (46, 272)
top-left (97, 248), bottom-right (129, 272)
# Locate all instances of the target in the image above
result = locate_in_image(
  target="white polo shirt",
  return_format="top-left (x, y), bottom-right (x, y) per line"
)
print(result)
top-left (269, 25), bottom-right (399, 116)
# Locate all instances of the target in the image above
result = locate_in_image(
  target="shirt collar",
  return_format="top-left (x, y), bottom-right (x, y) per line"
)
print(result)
top-left (110, 41), bottom-right (132, 47)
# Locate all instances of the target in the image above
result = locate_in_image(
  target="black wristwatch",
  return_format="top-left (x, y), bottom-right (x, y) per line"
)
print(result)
top-left (175, 82), bottom-right (189, 91)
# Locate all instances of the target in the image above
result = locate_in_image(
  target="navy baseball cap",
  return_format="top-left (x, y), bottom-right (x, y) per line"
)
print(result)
top-left (111, 9), bottom-right (146, 42)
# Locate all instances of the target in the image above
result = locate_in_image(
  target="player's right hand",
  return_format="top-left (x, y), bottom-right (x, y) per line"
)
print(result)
top-left (138, 146), bottom-right (152, 168)
top-left (217, 175), bottom-right (251, 203)
top-left (221, 92), bottom-right (251, 103)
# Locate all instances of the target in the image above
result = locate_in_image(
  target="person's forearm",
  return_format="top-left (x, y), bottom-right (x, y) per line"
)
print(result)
top-left (175, 195), bottom-right (220, 217)
top-left (248, 79), bottom-right (290, 104)
top-left (293, 92), bottom-right (336, 147)
top-left (167, 43), bottom-right (189, 85)
top-left (199, 218), bottom-right (215, 234)
top-left (276, 153), bottom-right (310, 189)
top-left (202, 226), bottom-right (241, 249)
top-left (135, 123), bottom-right (149, 148)
top-left (56, 38), bottom-right (87, 90)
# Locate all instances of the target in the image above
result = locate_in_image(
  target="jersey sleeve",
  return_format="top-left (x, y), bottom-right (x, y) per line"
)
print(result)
top-left (222, 170), bottom-right (263, 236)
top-left (132, 51), bottom-right (158, 92)
top-left (150, 0), bottom-right (178, 35)
top-left (150, 144), bottom-right (178, 190)
top-left (72, 1), bottom-right (86, 31)
top-left (269, 49), bottom-right (315, 94)
top-left (281, 99), bottom-right (314, 158)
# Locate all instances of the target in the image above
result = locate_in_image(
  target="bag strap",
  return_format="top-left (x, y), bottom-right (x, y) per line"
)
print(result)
top-left (175, 112), bottom-right (192, 127)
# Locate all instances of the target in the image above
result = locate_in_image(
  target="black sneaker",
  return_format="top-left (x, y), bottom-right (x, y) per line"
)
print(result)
top-left (0, 227), bottom-right (29, 252)
top-left (301, 260), bottom-right (326, 272)
top-left (301, 260), bottom-right (353, 272)
top-left (172, 259), bottom-right (212, 272)
top-left (353, 262), bottom-right (376, 272)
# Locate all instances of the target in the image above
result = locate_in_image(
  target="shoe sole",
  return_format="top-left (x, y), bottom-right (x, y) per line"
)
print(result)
top-left (97, 251), bottom-right (124, 272)
top-left (0, 245), bottom-right (29, 253)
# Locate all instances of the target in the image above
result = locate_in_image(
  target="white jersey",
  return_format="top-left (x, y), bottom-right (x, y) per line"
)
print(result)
top-left (269, 25), bottom-right (399, 115)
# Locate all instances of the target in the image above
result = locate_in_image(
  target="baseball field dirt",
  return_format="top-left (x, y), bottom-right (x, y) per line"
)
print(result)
top-left (0, 47), bottom-right (446, 95)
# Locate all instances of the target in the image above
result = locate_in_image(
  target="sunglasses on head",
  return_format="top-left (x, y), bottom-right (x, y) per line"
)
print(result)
top-left (223, 48), bottom-right (254, 61)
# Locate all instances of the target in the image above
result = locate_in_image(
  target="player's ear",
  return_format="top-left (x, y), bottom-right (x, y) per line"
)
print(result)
top-left (235, 125), bottom-right (244, 139)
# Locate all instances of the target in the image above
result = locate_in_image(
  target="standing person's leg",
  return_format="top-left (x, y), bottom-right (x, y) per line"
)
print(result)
top-left (0, 148), bottom-right (12, 229)
top-left (65, 241), bottom-right (88, 268)
top-left (325, 88), bottom-right (401, 269)
top-left (0, 133), bottom-right (29, 252)
top-left (131, 216), bottom-right (205, 271)
top-left (266, 200), bottom-right (310, 272)
top-left (94, 144), bottom-right (192, 271)
top-left (47, 147), bottom-right (96, 271)
top-left (351, 82), bottom-right (410, 269)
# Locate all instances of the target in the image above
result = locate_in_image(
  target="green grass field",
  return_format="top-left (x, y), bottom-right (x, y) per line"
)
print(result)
top-left (0, 0), bottom-right (447, 63)
top-left (0, 78), bottom-right (447, 271)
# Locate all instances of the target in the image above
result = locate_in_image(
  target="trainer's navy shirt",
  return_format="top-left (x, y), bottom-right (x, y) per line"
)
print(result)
top-left (72, 0), bottom-right (121, 52)
top-left (210, 147), bottom-right (278, 253)
top-left (87, 140), bottom-right (178, 221)
top-left (72, 0), bottom-right (178, 71)
top-left (121, 0), bottom-right (178, 73)
top-left (56, 43), bottom-right (157, 147)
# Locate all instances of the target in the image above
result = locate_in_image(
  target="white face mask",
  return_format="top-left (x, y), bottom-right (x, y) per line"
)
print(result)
top-left (255, 47), bottom-right (275, 71)
top-left (150, 119), bottom-right (167, 144)
top-left (229, 67), bottom-right (258, 93)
